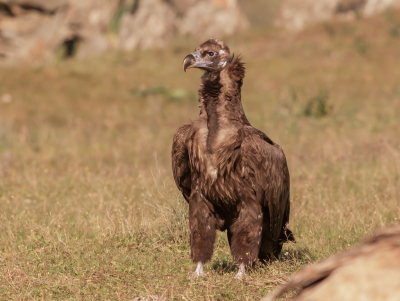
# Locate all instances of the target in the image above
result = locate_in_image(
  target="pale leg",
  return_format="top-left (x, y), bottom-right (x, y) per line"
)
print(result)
top-left (234, 263), bottom-right (246, 279)
top-left (190, 262), bottom-right (206, 279)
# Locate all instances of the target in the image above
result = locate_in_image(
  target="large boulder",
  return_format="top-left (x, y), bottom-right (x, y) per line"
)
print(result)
top-left (63, 0), bottom-right (119, 58)
top-left (118, 0), bottom-right (248, 50)
top-left (1, 0), bottom-right (68, 12)
top-left (118, 0), bottom-right (177, 50)
top-left (261, 225), bottom-right (400, 301)
top-left (0, 2), bottom-right (68, 65)
top-left (0, 0), bottom-right (119, 65)
top-left (0, 0), bottom-right (249, 65)
top-left (277, 0), bottom-right (400, 30)
top-left (167, 0), bottom-right (200, 16)
top-left (363, 0), bottom-right (400, 15)
top-left (178, 0), bottom-right (249, 39)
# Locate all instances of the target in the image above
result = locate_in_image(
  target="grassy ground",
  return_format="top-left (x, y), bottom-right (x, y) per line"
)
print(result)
top-left (1, 10), bottom-right (400, 300)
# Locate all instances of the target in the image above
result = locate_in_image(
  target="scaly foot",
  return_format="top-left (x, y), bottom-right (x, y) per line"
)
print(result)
top-left (234, 263), bottom-right (248, 280)
top-left (190, 262), bottom-right (206, 279)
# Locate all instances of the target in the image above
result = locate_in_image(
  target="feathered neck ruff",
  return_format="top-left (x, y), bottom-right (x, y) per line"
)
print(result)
top-left (198, 56), bottom-right (250, 128)
top-left (199, 55), bottom-right (245, 103)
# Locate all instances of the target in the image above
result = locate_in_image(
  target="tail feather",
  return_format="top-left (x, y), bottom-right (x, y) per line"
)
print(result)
top-left (279, 227), bottom-right (295, 244)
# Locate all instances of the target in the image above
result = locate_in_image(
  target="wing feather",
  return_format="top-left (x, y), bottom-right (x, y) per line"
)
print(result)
top-left (241, 135), bottom-right (290, 242)
top-left (171, 124), bottom-right (192, 202)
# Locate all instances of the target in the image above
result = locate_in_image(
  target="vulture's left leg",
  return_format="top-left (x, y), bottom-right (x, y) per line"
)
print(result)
top-left (228, 197), bottom-right (263, 279)
top-left (258, 207), bottom-right (281, 263)
top-left (188, 191), bottom-right (217, 279)
top-left (259, 195), bottom-right (294, 262)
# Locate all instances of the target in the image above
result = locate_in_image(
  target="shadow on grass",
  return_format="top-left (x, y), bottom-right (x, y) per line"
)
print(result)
top-left (278, 246), bottom-right (315, 265)
top-left (211, 260), bottom-right (237, 275)
top-left (210, 246), bottom-right (314, 276)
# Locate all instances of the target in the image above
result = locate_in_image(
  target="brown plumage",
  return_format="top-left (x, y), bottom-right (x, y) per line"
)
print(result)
top-left (172, 39), bottom-right (294, 278)
top-left (261, 225), bottom-right (400, 301)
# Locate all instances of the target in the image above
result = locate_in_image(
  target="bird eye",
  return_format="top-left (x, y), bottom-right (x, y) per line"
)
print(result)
top-left (208, 52), bottom-right (215, 57)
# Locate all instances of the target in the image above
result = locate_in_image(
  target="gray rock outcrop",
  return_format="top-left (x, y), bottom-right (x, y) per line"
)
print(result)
top-left (277, 0), bottom-right (400, 31)
top-left (118, 0), bottom-right (248, 51)
top-left (0, 0), bottom-right (119, 65)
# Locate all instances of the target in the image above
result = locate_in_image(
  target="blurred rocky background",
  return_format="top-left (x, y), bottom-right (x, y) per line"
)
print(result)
top-left (1, 0), bottom-right (400, 65)
top-left (278, 0), bottom-right (400, 30)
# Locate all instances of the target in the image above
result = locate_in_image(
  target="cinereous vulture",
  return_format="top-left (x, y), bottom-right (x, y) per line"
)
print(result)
top-left (172, 39), bottom-right (294, 279)
top-left (261, 225), bottom-right (400, 300)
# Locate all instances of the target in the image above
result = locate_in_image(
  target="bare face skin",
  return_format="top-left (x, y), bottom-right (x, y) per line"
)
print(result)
top-left (182, 38), bottom-right (231, 72)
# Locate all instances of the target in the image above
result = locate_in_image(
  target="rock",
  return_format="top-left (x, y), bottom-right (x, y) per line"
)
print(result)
top-left (118, 0), bottom-right (248, 51)
top-left (168, 0), bottom-right (200, 16)
top-left (261, 225), bottom-right (400, 301)
top-left (118, 0), bottom-right (177, 50)
top-left (0, 0), bottom-right (119, 65)
top-left (76, 31), bottom-right (108, 59)
top-left (0, 0), bottom-right (249, 64)
top-left (277, 0), bottom-right (400, 30)
top-left (63, 0), bottom-right (120, 57)
top-left (277, 0), bottom-right (347, 31)
top-left (178, 0), bottom-right (249, 39)
top-left (1, 0), bottom-right (68, 13)
top-left (66, 0), bottom-right (119, 33)
top-left (0, 8), bottom-right (67, 65)
top-left (363, 0), bottom-right (400, 16)
top-left (1, 93), bottom-right (12, 103)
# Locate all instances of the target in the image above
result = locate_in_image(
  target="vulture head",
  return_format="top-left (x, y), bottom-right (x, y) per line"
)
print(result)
top-left (182, 38), bottom-right (231, 73)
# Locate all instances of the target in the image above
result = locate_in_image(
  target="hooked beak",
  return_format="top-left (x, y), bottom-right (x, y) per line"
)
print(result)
top-left (182, 50), bottom-right (212, 72)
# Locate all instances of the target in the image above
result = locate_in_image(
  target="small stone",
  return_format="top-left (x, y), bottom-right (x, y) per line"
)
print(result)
top-left (1, 94), bottom-right (12, 103)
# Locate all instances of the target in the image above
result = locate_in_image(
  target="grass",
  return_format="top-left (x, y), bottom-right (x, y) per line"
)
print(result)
top-left (1, 9), bottom-right (400, 300)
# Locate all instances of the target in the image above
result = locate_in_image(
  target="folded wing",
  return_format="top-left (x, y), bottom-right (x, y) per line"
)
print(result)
top-left (241, 134), bottom-right (291, 244)
top-left (171, 124), bottom-right (192, 202)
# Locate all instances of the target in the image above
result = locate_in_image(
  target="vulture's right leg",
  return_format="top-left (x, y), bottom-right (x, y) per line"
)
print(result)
top-left (188, 191), bottom-right (216, 279)
top-left (228, 199), bottom-right (263, 279)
